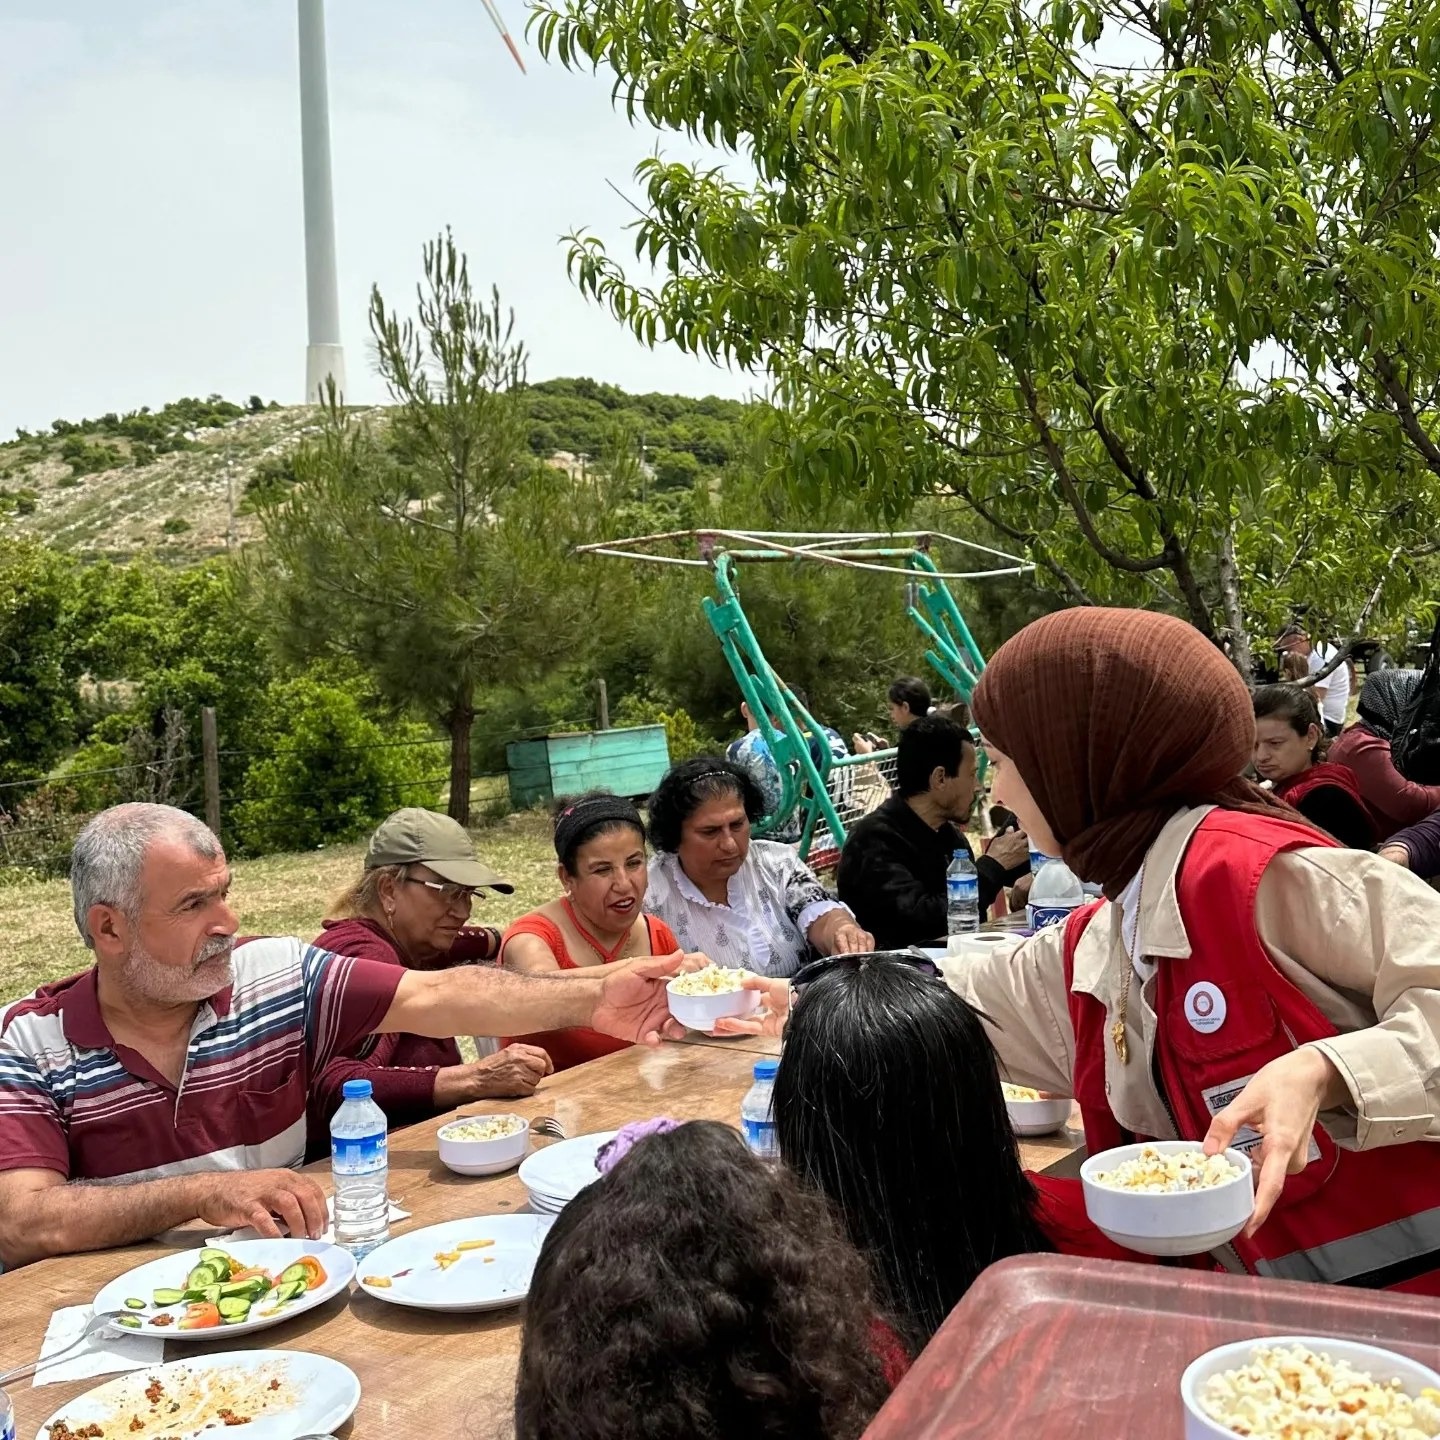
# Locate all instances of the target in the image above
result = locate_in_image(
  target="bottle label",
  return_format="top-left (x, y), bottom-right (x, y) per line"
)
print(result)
top-left (332, 1132), bottom-right (388, 1172)
top-left (1, 1410), bottom-right (14, 1440)
top-left (741, 1117), bottom-right (778, 1156)
top-left (1027, 903), bottom-right (1078, 931)
top-left (946, 877), bottom-right (979, 901)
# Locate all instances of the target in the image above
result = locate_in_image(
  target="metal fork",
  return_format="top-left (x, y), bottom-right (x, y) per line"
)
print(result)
top-left (0, 1309), bottom-right (128, 1386)
top-left (529, 1116), bottom-right (566, 1140)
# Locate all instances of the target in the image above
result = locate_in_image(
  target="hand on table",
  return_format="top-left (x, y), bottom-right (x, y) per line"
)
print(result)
top-left (471, 1043), bottom-right (554, 1096)
top-left (829, 920), bottom-right (875, 955)
top-left (192, 1169), bottom-right (329, 1241)
top-left (989, 828), bottom-right (1030, 870)
top-left (593, 951), bottom-right (686, 1044)
top-left (713, 975), bottom-right (792, 1038)
top-left (1203, 1046), bottom-right (1345, 1234)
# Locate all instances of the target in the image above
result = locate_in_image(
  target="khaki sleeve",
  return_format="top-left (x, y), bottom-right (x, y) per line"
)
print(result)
top-left (950, 923), bottom-right (1076, 1096)
top-left (1255, 847), bottom-right (1440, 1148)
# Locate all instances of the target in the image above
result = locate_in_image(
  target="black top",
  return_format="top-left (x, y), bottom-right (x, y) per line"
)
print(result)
top-left (1292, 787), bottom-right (1377, 852)
top-left (836, 794), bottom-right (1026, 949)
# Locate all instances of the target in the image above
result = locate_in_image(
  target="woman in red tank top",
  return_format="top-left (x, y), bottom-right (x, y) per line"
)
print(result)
top-left (1252, 684), bottom-right (1378, 850)
top-left (502, 791), bottom-right (681, 1071)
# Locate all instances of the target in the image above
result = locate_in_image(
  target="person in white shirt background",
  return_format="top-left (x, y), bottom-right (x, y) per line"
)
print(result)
top-left (1277, 621), bottom-right (1351, 737)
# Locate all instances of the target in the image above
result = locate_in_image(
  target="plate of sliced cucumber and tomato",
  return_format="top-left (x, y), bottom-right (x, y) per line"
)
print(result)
top-left (93, 1239), bottom-right (357, 1340)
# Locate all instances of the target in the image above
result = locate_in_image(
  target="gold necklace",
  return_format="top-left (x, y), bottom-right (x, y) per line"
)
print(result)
top-left (1112, 961), bottom-right (1133, 1064)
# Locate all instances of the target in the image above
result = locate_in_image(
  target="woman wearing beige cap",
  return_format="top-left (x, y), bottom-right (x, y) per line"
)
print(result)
top-left (308, 808), bottom-right (553, 1135)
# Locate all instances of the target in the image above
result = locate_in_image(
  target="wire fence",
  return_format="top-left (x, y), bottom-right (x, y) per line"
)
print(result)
top-left (0, 718), bottom-right (599, 880)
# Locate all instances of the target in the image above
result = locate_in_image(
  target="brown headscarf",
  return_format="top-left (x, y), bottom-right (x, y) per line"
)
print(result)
top-left (971, 608), bottom-right (1298, 897)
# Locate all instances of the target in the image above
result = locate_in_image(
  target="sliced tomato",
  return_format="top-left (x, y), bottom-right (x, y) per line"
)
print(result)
top-left (293, 1255), bottom-right (327, 1289)
top-left (178, 1301), bottom-right (222, 1330)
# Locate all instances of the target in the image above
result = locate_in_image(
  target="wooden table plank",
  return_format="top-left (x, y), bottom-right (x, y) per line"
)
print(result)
top-left (3, 1040), bottom-right (1080, 1440)
top-left (863, 1254), bottom-right (1440, 1440)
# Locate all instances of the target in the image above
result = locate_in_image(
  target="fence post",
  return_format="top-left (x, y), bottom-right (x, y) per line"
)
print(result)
top-left (594, 679), bottom-right (610, 731)
top-left (201, 708), bottom-right (222, 836)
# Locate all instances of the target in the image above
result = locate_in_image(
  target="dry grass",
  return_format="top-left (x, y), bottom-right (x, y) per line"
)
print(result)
top-left (0, 809), bottom-right (560, 1006)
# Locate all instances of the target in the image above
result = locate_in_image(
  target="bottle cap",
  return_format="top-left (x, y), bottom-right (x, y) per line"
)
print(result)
top-left (341, 1079), bottom-right (374, 1101)
top-left (753, 1058), bottom-right (779, 1081)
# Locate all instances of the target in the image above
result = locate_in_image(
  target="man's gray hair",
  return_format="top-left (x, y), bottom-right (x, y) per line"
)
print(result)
top-left (71, 803), bottom-right (223, 947)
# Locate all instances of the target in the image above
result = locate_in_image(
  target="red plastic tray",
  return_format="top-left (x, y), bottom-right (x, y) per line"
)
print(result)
top-left (863, 1254), bottom-right (1440, 1439)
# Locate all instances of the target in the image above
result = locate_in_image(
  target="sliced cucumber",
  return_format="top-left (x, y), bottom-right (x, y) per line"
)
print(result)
top-left (198, 1247), bottom-right (233, 1273)
top-left (277, 1263), bottom-right (310, 1287)
top-left (216, 1296), bottom-right (252, 1322)
top-left (123, 1297), bottom-right (145, 1311)
top-left (116, 1315), bottom-right (142, 1330)
top-left (152, 1287), bottom-right (185, 1307)
top-left (186, 1262), bottom-right (220, 1291)
top-left (272, 1280), bottom-right (304, 1304)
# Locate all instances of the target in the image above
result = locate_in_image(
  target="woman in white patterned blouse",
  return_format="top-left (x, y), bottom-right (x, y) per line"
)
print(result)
top-left (644, 758), bottom-right (875, 979)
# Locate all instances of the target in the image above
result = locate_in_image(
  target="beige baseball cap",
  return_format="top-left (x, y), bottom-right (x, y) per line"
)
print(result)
top-left (364, 808), bottom-right (514, 893)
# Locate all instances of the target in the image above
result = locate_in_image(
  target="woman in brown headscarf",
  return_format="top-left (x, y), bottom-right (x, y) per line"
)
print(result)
top-left (723, 609), bottom-right (1440, 1294)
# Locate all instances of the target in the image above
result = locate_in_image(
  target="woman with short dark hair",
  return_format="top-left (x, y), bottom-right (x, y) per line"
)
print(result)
top-left (514, 1120), bottom-right (895, 1440)
top-left (502, 791), bottom-right (683, 1071)
top-left (1252, 685), bottom-right (1378, 850)
top-left (887, 675), bottom-right (932, 730)
top-left (775, 955), bottom-right (1140, 1350)
top-left (645, 758), bottom-right (874, 977)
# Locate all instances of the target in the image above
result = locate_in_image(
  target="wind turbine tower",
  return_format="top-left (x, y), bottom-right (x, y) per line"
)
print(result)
top-left (297, 0), bottom-right (345, 404)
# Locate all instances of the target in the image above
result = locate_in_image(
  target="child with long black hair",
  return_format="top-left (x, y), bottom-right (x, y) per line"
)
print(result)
top-left (773, 955), bottom-right (1143, 1352)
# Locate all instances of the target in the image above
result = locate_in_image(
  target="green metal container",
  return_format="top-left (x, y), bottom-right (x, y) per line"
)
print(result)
top-left (505, 724), bottom-right (671, 810)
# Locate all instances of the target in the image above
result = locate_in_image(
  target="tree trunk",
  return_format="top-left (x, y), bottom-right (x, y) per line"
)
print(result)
top-left (446, 681), bottom-right (475, 826)
top-left (1217, 524), bottom-right (1255, 683)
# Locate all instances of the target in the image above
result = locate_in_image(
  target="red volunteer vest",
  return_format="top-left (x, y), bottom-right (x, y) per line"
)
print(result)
top-left (1064, 808), bottom-right (1440, 1295)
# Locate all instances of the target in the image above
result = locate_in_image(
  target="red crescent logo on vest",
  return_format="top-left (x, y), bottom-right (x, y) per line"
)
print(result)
top-left (1184, 981), bottom-right (1226, 1033)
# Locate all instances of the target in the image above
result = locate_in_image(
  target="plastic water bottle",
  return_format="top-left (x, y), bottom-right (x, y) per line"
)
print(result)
top-left (946, 850), bottom-right (981, 935)
top-left (1027, 858), bottom-right (1086, 931)
top-left (740, 1058), bottom-right (779, 1158)
top-left (330, 1078), bottom-right (389, 1258)
top-left (1029, 846), bottom-right (1055, 877)
top-left (1, 1386), bottom-right (14, 1440)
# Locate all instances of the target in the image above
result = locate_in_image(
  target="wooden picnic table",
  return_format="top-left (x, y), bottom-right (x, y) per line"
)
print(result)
top-left (862, 1254), bottom-right (1440, 1439)
top-left (2, 1037), bottom-right (1080, 1440)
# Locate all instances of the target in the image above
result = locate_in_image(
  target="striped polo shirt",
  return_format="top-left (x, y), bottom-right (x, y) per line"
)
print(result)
top-left (0, 937), bottom-right (403, 1183)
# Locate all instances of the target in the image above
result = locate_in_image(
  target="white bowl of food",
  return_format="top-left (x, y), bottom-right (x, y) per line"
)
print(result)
top-left (437, 1113), bottom-right (532, 1176)
top-left (1180, 1335), bottom-right (1440, 1440)
top-left (1080, 1140), bottom-right (1254, 1256)
top-left (1002, 1083), bottom-right (1073, 1136)
top-left (666, 964), bottom-right (762, 1032)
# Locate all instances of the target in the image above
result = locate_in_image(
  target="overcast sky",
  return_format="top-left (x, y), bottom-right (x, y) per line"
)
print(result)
top-left (0, 0), bottom-right (758, 435)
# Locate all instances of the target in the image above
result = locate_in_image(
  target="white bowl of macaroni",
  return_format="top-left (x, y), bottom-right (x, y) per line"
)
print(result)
top-left (1180, 1336), bottom-right (1440, 1440)
top-left (437, 1113), bottom-right (532, 1176)
top-left (1080, 1140), bottom-right (1254, 1256)
top-left (666, 965), bottom-right (763, 1032)
top-left (1001, 1083), bottom-right (1074, 1137)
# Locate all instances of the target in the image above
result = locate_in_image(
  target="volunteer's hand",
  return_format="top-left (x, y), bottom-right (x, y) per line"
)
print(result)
top-left (1203, 1047), bottom-right (1344, 1234)
top-left (713, 975), bottom-right (792, 1038)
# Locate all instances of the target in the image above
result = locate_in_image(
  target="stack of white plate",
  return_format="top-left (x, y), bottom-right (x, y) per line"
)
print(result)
top-left (518, 1129), bottom-right (619, 1214)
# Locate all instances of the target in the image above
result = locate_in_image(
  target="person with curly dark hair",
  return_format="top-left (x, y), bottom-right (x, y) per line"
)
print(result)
top-left (513, 1120), bottom-right (897, 1440)
top-left (644, 758), bottom-right (874, 978)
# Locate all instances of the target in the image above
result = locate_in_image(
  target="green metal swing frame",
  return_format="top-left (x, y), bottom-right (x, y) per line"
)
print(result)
top-left (577, 528), bottom-right (1029, 863)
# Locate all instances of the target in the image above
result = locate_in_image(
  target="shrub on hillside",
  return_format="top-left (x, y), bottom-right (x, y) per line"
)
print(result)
top-left (230, 675), bottom-right (443, 855)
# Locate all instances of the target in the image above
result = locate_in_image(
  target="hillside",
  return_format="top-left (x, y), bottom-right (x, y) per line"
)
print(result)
top-left (0, 382), bottom-right (753, 562)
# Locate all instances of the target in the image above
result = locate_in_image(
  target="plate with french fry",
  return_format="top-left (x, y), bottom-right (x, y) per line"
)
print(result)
top-left (355, 1216), bottom-right (555, 1312)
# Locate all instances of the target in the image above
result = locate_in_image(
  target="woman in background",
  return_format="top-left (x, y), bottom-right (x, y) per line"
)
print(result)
top-left (503, 792), bottom-right (682, 1071)
top-left (1252, 685), bottom-right (1377, 850)
top-left (309, 808), bottom-right (552, 1136)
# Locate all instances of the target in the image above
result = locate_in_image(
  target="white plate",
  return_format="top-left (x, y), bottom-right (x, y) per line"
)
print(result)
top-left (94, 1239), bottom-right (356, 1341)
top-left (518, 1129), bottom-right (618, 1207)
top-left (35, 1348), bottom-right (360, 1440)
top-left (355, 1215), bottom-right (554, 1312)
